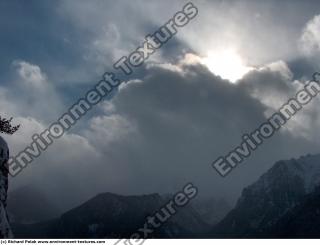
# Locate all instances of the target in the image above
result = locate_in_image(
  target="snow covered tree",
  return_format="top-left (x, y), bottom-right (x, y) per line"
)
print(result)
top-left (0, 116), bottom-right (20, 135)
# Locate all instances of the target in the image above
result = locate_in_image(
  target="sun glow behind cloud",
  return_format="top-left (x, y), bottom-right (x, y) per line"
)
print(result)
top-left (201, 49), bottom-right (253, 83)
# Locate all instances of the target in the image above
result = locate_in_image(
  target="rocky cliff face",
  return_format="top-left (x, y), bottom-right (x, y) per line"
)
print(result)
top-left (0, 136), bottom-right (12, 238)
top-left (212, 154), bottom-right (320, 238)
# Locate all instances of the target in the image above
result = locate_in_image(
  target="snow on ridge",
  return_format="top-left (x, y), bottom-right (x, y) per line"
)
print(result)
top-left (285, 154), bottom-right (320, 192)
top-left (244, 154), bottom-right (320, 195)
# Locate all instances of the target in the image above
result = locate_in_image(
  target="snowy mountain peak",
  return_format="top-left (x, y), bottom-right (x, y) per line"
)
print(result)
top-left (212, 153), bottom-right (320, 237)
top-left (259, 154), bottom-right (320, 194)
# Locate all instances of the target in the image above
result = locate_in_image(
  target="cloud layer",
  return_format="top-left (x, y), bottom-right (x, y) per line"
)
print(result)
top-left (1, 1), bottom-right (320, 211)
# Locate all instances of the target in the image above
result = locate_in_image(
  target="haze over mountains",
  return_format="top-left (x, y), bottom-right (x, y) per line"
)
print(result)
top-left (7, 153), bottom-right (320, 238)
top-left (11, 192), bottom-right (209, 238)
top-left (8, 186), bottom-right (62, 224)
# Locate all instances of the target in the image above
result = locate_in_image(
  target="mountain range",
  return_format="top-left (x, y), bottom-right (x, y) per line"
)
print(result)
top-left (211, 154), bottom-right (320, 238)
top-left (10, 153), bottom-right (320, 238)
top-left (12, 192), bottom-right (208, 238)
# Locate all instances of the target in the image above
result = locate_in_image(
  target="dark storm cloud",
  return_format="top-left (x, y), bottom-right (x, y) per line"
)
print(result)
top-left (1, 0), bottom-right (320, 211)
top-left (79, 61), bottom-right (320, 204)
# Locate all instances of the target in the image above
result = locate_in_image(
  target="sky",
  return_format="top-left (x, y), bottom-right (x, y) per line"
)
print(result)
top-left (1, 0), bottom-right (320, 211)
